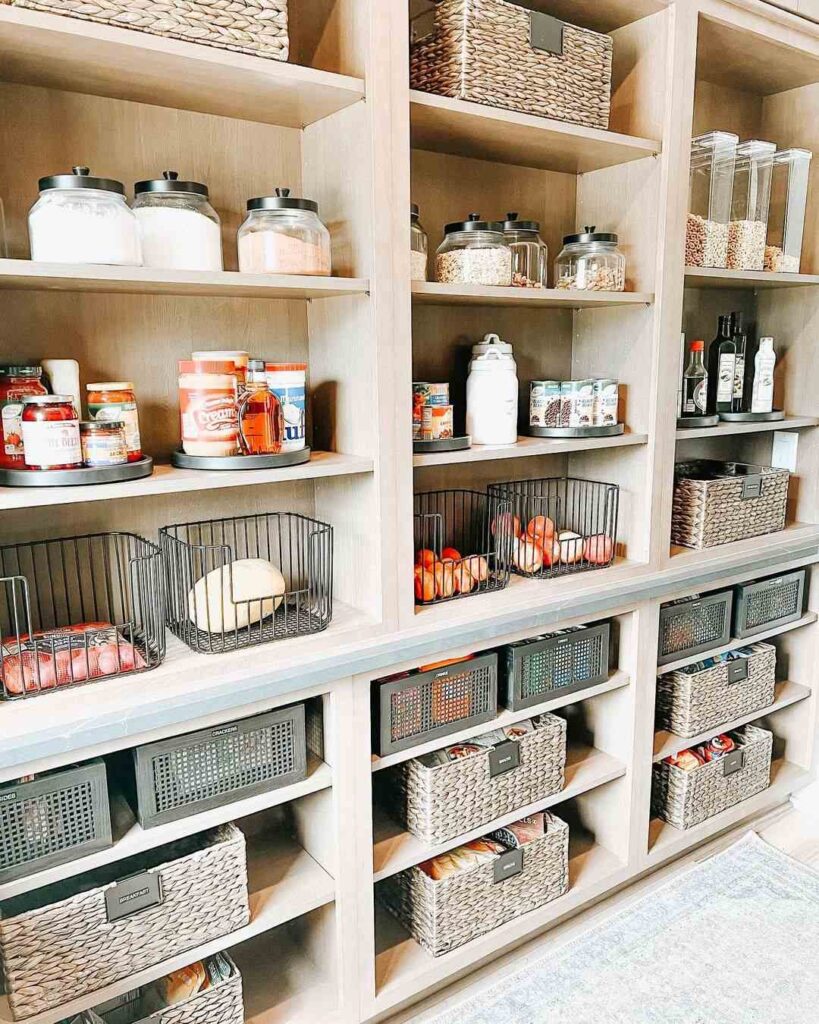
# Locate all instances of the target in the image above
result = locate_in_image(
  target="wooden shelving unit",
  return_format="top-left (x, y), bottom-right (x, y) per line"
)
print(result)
top-left (2, 2), bottom-right (819, 1023)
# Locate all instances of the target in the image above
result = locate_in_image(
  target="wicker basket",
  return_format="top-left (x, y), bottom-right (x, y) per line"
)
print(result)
top-left (652, 724), bottom-right (773, 830)
top-left (501, 623), bottom-right (610, 711)
top-left (77, 953), bottom-right (244, 1024)
top-left (0, 824), bottom-right (249, 1019)
top-left (386, 712), bottom-right (566, 845)
top-left (658, 591), bottom-right (733, 666)
top-left (374, 654), bottom-right (498, 757)
top-left (4, 0), bottom-right (288, 61)
top-left (671, 461), bottom-right (789, 550)
top-left (0, 760), bottom-right (112, 886)
top-left (656, 641), bottom-right (776, 738)
top-left (378, 813), bottom-right (569, 956)
top-left (131, 703), bottom-right (307, 828)
top-left (734, 570), bottom-right (806, 639)
top-left (410, 0), bottom-right (612, 129)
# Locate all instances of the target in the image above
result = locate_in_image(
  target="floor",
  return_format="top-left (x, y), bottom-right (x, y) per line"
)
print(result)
top-left (387, 795), bottom-right (819, 1024)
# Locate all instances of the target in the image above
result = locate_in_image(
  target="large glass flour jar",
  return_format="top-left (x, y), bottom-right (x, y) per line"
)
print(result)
top-left (133, 171), bottom-right (223, 271)
top-left (435, 215), bottom-right (511, 286)
top-left (238, 189), bottom-right (331, 276)
top-left (555, 227), bottom-right (626, 292)
top-left (28, 167), bottom-right (142, 266)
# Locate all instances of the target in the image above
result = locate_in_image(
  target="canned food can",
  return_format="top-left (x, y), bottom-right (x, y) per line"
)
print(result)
top-left (426, 382), bottom-right (450, 407)
top-left (421, 404), bottom-right (454, 440)
top-left (593, 379), bottom-right (619, 426)
top-left (529, 381), bottom-right (561, 428)
top-left (562, 380), bottom-right (595, 428)
top-left (412, 382), bottom-right (429, 439)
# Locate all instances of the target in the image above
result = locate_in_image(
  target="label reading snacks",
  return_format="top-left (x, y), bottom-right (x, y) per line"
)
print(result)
top-left (489, 740), bottom-right (521, 777)
top-left (105, 871), bottom-right (163, 922)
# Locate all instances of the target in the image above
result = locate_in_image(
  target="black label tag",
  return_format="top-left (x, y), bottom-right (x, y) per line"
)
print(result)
top-left (742, 476), bottom-right (762, 499)
top-left (105, 871), bottom-right (163, 922)
top-left (493, 848), bottom-right (524, 883)
top-left (530, 12), bottom-right (564, 55)
top-left (489, 740), bottom-right (521, 778)
top-left (727, 660), bottom-right (749, 683)
top-left (723, 750), bottom-right (745, 777)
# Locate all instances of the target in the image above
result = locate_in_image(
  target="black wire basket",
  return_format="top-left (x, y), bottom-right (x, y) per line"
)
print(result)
top-left (161, 512), bottom-right (333, 654)
top-left (487, 477), bottom-right (620, 579)
top-left (0, 533), bottom-right (165, 701)
top-left (413, 489), bottom-right (513, 605)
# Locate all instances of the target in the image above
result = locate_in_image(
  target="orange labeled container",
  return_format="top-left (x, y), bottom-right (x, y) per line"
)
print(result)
top-left (178, 360), bottom-right (239, 457)
top-left (86, 381), bottom-right (142, 462)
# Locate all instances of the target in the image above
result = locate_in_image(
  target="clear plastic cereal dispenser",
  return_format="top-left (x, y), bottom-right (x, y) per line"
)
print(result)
top-left (727, 139), bottom-right (776, 271)
top-left (685, 131), bottom-right (738, 268)
top-left (765, 148), bottom-right (812, 273)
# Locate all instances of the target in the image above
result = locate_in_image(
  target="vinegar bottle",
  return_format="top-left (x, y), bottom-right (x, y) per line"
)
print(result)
top-left (238, 359), bottom-right (284, 455)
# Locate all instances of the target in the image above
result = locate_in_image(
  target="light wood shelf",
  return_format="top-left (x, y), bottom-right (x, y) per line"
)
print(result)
top-left (669, 523), bottom-right (819, 569)
top-left (684, 266), bottom-right (819, 289)
top-left (412, 281), bottom-right (654, 309)
top-left (676, 415), bottom-right (819, 440)
top-left (412, 432), bottom-right (648, 468)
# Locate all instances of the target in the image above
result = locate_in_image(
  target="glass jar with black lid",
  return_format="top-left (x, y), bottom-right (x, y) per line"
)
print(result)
top-left (435, 213), bottom-right (511, 287)
top-left (503, 213), bottom-right (548, 288)
top-left (555, 226), bottom-right (626, 292)
top-left (411, 203), bottom-right (428, 282)
top-left (133, 170), bottom-right (222, 272)
top-left (238, 188), bottom-right (331, 276)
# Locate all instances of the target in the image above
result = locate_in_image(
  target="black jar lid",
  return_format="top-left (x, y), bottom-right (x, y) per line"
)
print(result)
top-left (411, 203), bottom-right (420, 219)
top-left (444, 212), bottom-right (504, 234)
top-left (38, 167), bottom-right (125, 195)
top-left (562, 225), bottom-right (618, 244)
top-left (247, 188), bottom-right (318, 213)
top-left (134, 170), bottom-right (209, 197)
top-left (504, 212), bottom-right (541, 233)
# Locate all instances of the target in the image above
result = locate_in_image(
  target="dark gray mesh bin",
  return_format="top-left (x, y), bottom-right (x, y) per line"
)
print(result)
top-left (501, 622), bottom-right (610, 711)
top-left (658, 591), bottom-right (733, 666)
top-left (374, 653), bottom-right (498, 756)
top-left (133, 704), bottom-right (307, 828)
top-left (734, 570), bottom-right (806, 638)
top-left (0, 760), bottom-right (112, 885)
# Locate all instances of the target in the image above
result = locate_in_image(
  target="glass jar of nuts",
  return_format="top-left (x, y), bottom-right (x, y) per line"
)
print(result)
top-left (555, 227), bottom-right (626, 292)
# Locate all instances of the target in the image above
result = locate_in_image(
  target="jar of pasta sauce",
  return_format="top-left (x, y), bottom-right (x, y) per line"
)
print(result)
top-left (0, 365), bottom-right (47, 468)
top-left (178, 360), bottom-right (239, 457)
top-left (86, 382), bottom-right (142, 462)
top-left (21, 395), bottom-right (82, 470)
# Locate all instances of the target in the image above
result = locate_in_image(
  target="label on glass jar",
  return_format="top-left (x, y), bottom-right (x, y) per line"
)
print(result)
top-left (2, 403), bottom-right (24, 457)
top-left (88, 401), bottom-right (141, 456)
top-left (21, 419), bottom-right (82, 468)
top-left (81, 431), bottom-right (128, 467)
top-left (180, 388), bottom-right (239, 451)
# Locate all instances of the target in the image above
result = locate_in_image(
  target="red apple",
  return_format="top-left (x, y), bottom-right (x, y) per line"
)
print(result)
top-left (583, 534), bottom-right (614, 565)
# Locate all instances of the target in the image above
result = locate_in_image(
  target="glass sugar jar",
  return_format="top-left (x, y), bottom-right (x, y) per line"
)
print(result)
top-left (435, 214), bottom-right (511, 286)
top-left (504, 213), bottom-right (548, 288)
top-left (28, 167), bottom-right (142, 266)
top-left (555, 226), bottom-right (626, 292)
top-left (411, 203), bottom-right (428, 282)
top-left (237, 189), bottom-right (331, 276)
top-left (133, 171), bottom-right (223, 272)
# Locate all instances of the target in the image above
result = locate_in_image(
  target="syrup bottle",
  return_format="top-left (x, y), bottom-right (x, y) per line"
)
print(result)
top-left (238, 359), bottom-right (284, 455)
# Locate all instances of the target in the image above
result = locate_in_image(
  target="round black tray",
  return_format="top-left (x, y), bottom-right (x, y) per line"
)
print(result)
top-left (0, 456), bottom-right (154, 487)
top-left (718, 410), bottom-right (785, 422)
top-left (413, 436), bottom-right (471, 454)
top-left (527, 424), bottom-right (624, 439)
top-left (677, 415), bottom-right (720, 429)
top-left (171, 447), bottom-right (311, 470)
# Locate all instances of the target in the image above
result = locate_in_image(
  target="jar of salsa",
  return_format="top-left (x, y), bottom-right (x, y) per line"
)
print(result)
top-left (0, 365), bottom-right (47, 468)
top-left (86, 382), bottom-right (142, 462)
top-left (21, 395), bottom-right (82, 470)
top-left (80, 420), bottom-right (128, 467)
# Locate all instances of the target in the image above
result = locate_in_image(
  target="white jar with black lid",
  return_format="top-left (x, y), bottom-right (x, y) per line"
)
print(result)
top-left (28, 166), bottom-right (142, 266)
top-left (133, 170), bottom-right (223, 271)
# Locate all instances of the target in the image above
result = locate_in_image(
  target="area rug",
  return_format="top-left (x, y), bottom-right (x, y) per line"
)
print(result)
top-left (414, 832), bottom-right (819, 1024)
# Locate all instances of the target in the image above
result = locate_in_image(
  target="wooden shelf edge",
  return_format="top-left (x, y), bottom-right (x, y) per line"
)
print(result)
top-left (676, 415), bottom-right (819, 440)
top-left (685, 266), bottom-right (819, 289)
top-left (412, 433), bottom-right (649, 467)
top-left (411, 282), bottom-right (654, 308)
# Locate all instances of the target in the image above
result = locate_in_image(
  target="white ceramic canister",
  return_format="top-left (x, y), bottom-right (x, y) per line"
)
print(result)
top-left (266, 362), bottom-right (307, 452)
top-left (466, 333), bottom-right (519, 445)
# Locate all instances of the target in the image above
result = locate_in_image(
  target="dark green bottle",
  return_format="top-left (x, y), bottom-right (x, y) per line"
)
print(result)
top-left (706, 314), bottom-right (736, 414)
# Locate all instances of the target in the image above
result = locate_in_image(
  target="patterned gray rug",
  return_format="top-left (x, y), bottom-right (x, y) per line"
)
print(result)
top-left (416, 833), bottom-right (819, 1024)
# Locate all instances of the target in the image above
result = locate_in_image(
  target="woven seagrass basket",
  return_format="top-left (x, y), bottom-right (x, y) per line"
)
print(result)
top-left (410, 0), bottom-right (613, 129)
top-left (671, 461), bottom-right (789, 550)
top-left (3, 0), bottom-right (288, 61)
top-left (0, 823), bottom-right (249, 1019)
top-left (652, 724), bottom-right (773, 830)
top-left (386, 712), bottom-right (567, 845)
top-left (378, 813), bottom-right (569, 956)
top-left (656, 641), bottom-right (776, 738)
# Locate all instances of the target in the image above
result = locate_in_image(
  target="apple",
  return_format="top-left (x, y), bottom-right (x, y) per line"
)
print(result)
top-left (583, 534), bottom-right (614, 565)
top-left (514, 539), bottom-right (544, 575)
top-left (452, 563), bottom-right (475, 594)
top-left (441, 546), bottom-right (462, 562)
top-left (463, 555), bottom-right (489, 583)
top-left (526, 515), bottom-right (555, 543)
top-left (558, 530), bottom-right (584, 564)
top-left (491, 512), bottom-right (521, 539)
top-left (433, 560), bottom-right (455, 598)
top-left (414, 564), bottom-right (436, 602)
top-left (415, 548), bottom-right (437, 569)
top-left (541, 539), bottom-right (562, 567)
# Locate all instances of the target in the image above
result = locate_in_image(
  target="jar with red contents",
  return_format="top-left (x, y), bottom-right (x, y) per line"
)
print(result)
top-left (20, 395), bottom-right (82, 470)
top-left (0, 365), bottom-right (47, 468)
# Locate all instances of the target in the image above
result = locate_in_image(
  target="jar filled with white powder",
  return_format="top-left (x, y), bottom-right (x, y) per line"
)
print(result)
top-left (238, 189), bottom-right (331, 276)
top-left (28, 166), bottom-right (142, 266)
top-left (133, 170), bottom-right (223, 271)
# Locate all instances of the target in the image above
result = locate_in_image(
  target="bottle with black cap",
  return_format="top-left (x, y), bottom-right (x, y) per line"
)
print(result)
top-left (706, 313), bottom-right (736, 414)
top-left (503, 213), bottom-right (548, 287)
top-left (435, 213), bottom-right (512, 286)
top-left (238, 188), bottom-right (331, 276)
top-left (133, 171), bottom-right (222, 272)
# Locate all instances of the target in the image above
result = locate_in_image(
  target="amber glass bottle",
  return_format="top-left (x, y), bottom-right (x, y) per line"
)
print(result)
top-left (238, 359), bottom-right (284, 455)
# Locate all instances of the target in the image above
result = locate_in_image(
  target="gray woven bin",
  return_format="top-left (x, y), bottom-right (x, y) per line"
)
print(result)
top-left (410, 0), bottom-right (612, 130)
top-left (671, 461), bottom-right (789, 550)
top-left (658, 591), bottom-right (733, 666)
top-left (387, 712), bottom-right (567, 845)
top-left (734, 570), bottom-right (806, 639)
top-left (378, 813), bottom-right (569, 956)
top-left (132, 703), bottom-right (307, 828)
top-left (0, 760), bottom-right (112, 886)
top-left (652, 725), bottom-right (773, 830)
top-left (656, 641), bottom-right (776, 738)
top-left (0, 823), bottom-right (249, 1019)
top-left (501, 623), bottom-right (610, 711)
top-left (4, 0), bottom-right (288, 61)
top-left (374, 654), bottom-right (498, 757)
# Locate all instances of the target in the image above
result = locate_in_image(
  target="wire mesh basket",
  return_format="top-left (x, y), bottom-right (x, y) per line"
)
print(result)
top-left (160, 512), bottom-right (333, 654)
top-left (658, 591), bottom-right (733, 666)
top-left (487, 477), bottom-right (619, 578)
top-left (734, 570), bottom-right (806, 638)
top-left (0, 532), bottom-right (165, 701)
top-left (413, 490), bottom-right (513, 605)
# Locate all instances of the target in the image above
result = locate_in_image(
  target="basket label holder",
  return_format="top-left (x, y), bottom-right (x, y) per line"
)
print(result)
top-left (723, 750), bottom-right (745, 777)
top-left (530, 12), bottom-right (564, 55)
top-left (105, 870), bottom-right (163, 922)
top-left (741, 475), bottom-right (763, 499)
top-left (489, 740), bottom-right (520, 778)
top-left (726, 660), bottom-right (749, 684)
top-left (493, 848), bottom-right (524, 883)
